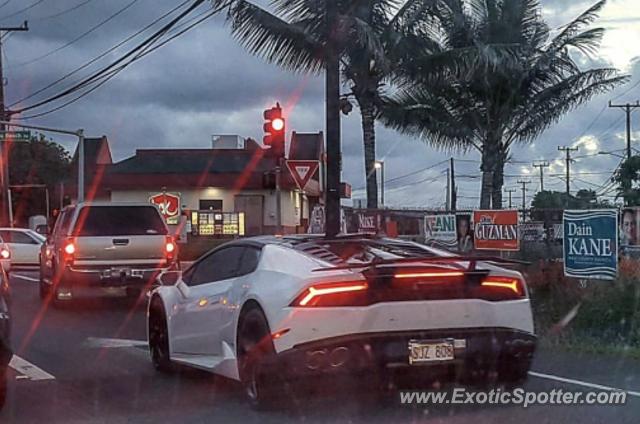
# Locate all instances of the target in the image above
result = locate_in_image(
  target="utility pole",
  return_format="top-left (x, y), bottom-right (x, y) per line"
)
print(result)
top-left (532, 161), bottom-right (550, 192)
top-left (517, 180), bottom-right (531, 222)
top-left (445, 168), bottom-right (450, 210)
top-left (558, 146), bottom-right (579, 204)
top-left (450, 157), bottom-right (457, 211)
top-left (609, 100), bottom-right (640, 159)
top-left (504, 188), bottom-right (517, 209)
top-left (0, 21), bottom-right (28, 227)
top-left (324, 1), bottom-right (341, 236)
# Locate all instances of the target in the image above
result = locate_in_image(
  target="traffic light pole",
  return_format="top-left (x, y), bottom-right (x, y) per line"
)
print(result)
top-left (0, 21), bottom-right (29, 226)
top-left (275, 157), bottom-right (282, 234)
top-left (0, 120), bottom-right (85, 203)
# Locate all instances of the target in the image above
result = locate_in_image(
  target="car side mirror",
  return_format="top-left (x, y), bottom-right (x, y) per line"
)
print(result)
top-left (158, 270), bottom-right (182, 287)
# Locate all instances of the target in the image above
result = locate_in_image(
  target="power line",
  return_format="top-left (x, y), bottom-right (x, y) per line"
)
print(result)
top-left (9, 0), bottom-right (141, 69)
top-left (0, 0), bottom-right (45, 22)
top-left (9, 0), bottom-right (192, 107)
top-left (0, 2), bottom-right (11, 12)
top-left (16, 1), bottom-right (222, 119)
top-left (11, 0), bottom-right (210, 116)
top-left (33, 0), bottom-right (94, 22)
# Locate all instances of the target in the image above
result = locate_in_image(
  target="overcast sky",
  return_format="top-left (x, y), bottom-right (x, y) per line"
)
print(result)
top-left (3, 0), bottom-right (640, 209)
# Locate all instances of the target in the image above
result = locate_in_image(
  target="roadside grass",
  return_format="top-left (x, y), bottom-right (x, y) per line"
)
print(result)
top-left (525, 259), bottom-right (640, 359)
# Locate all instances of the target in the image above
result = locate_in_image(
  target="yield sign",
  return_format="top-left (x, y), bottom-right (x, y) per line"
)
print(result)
top-left (286, 160), bottom-right (320, 190)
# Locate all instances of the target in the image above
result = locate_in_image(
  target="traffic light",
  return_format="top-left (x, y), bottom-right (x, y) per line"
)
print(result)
top-left (263, 102), bottom-right (285, 157)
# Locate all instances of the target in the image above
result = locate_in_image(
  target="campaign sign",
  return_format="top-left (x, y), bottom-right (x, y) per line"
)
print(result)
top-left (563, 210), bottom-right (618, 280)
top-left (473, 210), bottom-right (519, 251)
top-left (424, 215), bottom-right (457, 247)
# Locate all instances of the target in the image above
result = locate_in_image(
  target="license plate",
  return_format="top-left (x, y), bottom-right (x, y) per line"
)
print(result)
top-left (110, 268), bottom-right (131, 279)
top-left (408, 340), bottom-right (455, 364)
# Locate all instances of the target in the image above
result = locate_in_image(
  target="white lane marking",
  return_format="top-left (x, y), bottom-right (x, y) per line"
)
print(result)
top-left (9, 355), bottom-right (55, 381)
top-left (529, 371), bottom-right (640, 397)
top-left (84, 337), bottom-right (148, 348)
top-left (12, 273), bottom-right (39, 283)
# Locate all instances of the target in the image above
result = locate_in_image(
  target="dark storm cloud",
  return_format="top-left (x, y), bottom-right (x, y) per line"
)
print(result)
top-left (0, 0), bottom-right (637, 207)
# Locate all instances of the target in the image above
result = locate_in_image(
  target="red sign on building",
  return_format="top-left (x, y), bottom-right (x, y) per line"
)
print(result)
top-left (473, 210), bottom-right (519, 251)
top-left (150, 192), bottom-right (181, 225)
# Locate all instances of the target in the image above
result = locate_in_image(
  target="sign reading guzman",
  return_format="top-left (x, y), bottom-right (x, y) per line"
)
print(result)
top-left (563, 210), bottom-right (618, 280)
top-left (473, 210), bottom-right (519, 251)
top-left (424, 215), bottom-right (457, 248)
top-left (149, 192), bottom-right (181, 225)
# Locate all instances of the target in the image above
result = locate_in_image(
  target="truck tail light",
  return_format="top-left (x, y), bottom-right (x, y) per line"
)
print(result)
top-left (165, 236), bottom-right (176, 261)
top-left (63, 239), bottom-right (75, 264)
top-left (291, 281), bottom-right (368, 307)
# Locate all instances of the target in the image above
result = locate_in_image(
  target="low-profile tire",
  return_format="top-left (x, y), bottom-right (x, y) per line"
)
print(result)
top-left (148, 299), bottom-right (173, 373)
top-left (0, 367), bottom-right (7, 410)
top-left (237, 307), bottom-right (285, 410)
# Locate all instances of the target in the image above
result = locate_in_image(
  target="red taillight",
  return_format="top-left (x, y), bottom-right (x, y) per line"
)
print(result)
top-left (165, 236), bottom-right (176, 261)
top-left (480, 276), bottom-right (524, 297)
top-left (0, 248), bottom-right (9, 259)
top-left (292, 281), bottom-right (368, 307)
top-left (63, 239), bottom-right (75, 263)
top-left (395, 271), bottom-right (464, 279)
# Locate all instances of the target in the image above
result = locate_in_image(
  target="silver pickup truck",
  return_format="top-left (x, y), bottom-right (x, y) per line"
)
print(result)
top-left (39, 202), bottom-right (178, 304)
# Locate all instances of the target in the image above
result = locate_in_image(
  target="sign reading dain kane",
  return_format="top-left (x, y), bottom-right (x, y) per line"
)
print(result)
top-left (473, 210), bottom-right (519, 251)
top-left (563, 210), bottom-right (618, 280)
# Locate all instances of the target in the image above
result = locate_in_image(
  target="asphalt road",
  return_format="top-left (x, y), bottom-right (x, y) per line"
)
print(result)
top-left (2, 270), bottom-right (640, 423)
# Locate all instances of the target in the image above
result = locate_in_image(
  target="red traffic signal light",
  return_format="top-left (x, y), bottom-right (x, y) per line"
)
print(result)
top-left (263, 102), bottom-right (285, 157)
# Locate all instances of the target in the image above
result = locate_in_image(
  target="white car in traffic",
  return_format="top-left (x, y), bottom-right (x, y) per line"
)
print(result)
top-left (148, 235), bottom-right (536, 408)
top-left (0, 228), bottom-right (45, 268)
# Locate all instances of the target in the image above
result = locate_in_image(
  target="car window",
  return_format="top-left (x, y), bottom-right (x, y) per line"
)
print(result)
top-left (57, 208), bottom-right (75, 237)
top-left (187, 246), bottom-right (244, 286)
top-left (74, 206), bottom-right (167, 237)
top-left (0, 231), bottom-right (10, 243)
top-left (28, 230), bottom-right (46, 243)
top-left (9, 231), bottom-right (38, 245)
top-left (237, 246), bottom-right (261, 276)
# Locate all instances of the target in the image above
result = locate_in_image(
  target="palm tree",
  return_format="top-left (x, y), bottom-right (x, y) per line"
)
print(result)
top-left (214, 0), bottom-right (442, 209)
top-left (381, 0), bottom-right (628, 209)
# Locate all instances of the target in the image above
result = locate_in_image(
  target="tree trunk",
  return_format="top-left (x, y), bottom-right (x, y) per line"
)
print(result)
top-left (491, 151), bottom-right (506, 209)
top-left (360, 101), bottom-right (379, 209)
top-left (480, 145), bottom-right (498, 209)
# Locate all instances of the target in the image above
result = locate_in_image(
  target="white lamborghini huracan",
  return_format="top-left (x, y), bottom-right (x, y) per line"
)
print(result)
top-left (147, 235), bottom-right (536, 408)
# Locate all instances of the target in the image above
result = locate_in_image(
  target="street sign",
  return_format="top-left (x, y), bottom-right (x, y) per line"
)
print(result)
top-left (149, 192), bottom-right (181, 225)
top-left (286, 160), bottom-right (319, 190)
top-left (563, 209), bottom-right (618, 280)
top-left (0, 131), bottom-right (30, 141)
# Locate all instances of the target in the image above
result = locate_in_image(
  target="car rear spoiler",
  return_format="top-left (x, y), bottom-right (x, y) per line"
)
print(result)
top-left (312, 255), bottom-right (530, 273)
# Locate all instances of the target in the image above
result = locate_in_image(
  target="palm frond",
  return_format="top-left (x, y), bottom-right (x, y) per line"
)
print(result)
top-left (547, 0), bottom-right (607, 53)
top-left (510, 69), bottom-right (629, 143)
top-left (225, 0), bottom-right (325, 74)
